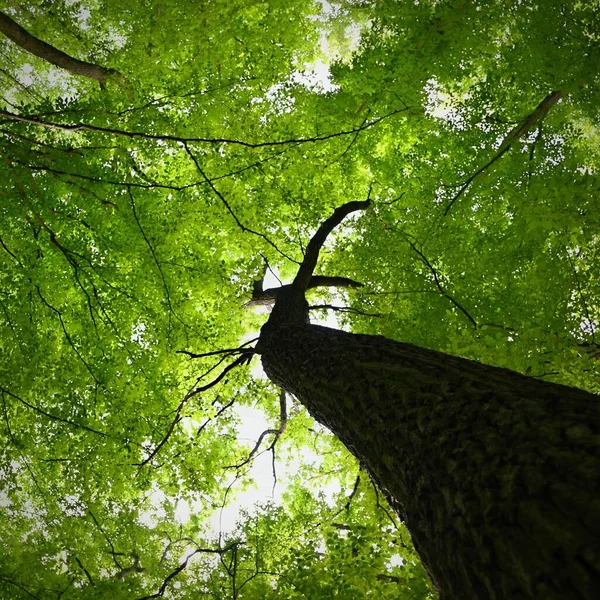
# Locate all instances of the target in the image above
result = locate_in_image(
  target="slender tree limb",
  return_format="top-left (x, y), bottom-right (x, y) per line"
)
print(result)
top-left (443, 90), bottom-right (562, 216)
top-left (0, 107), bottom-right (405, 149)
top-left (293, 200), bottom-right (371, 294)
top-left (196, 395), bottom-right (237, 437)
top-left (228, 388), bottom-right (287, 469)
top-left (136, 542), bottom-right (240, 600)
top-left (406, 240), bottom-right (478, 329)
top-left (0, 11), bottom-right (126, 89)
top-left (177, 338), bottom-right (259, 360)
top-left (35, 285), bottom-right (101, 382)
top-left (310, 304), bottom-right (383, 318)
top-left (1, 386), bottom-right (107, 438)
top-left (0, 574), bottom-right (41, 600)
top-left (565, 246), bottom-right (596, 344)
top-left (87, 509), bottom-right (124, 570)
top-left (138, 351), bottom-right (254, 467)
top-left (184, 143), bottom-right (300, 264)
top-left (74, 556), bottom-right (95, 586)
top-left (248, 275), bottom-right (364, 306)
top-left (127, 188), bottom-right (177, 340)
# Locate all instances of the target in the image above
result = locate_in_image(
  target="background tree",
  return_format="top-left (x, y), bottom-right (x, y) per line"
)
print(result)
top-left (0, 0), bottom-right (598, 598)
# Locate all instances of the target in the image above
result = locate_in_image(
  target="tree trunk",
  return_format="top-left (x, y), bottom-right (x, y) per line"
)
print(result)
top-left (258, 321), bottom-right (600, 600)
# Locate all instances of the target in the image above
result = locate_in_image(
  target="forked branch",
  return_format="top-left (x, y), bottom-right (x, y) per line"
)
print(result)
top-left (249, 276), bottom-right (363, 307)
top-left (292, 199), bottom-right (371, 293)
top-left (228, 388), bottom-right (288, 470)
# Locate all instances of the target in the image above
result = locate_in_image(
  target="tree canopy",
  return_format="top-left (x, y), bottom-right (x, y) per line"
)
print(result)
top-left (0, 1), bottom-right (598, 598)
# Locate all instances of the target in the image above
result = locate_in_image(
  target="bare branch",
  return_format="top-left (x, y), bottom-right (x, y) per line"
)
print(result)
top-left (293, 200), bottom-right (371, 294)
top-left (184, 144), bottom-right (300, 264)
top-left (406, 240), bottom-right (478, 329)
top-left (138, 351), bottom-right (254, 467)
top-left (136, 542), bottom-right (240, 600)
top-left (35, 285), bottom-right (101, 382)
top-left (310, 304), bottom-right (383, 318)
top-left (228, 388), bottom-right (288, 470)
top-left (177, 338), bottom-right (259, 360)
top-left (0, 574), bottom-right (41, 600)
top-left (74, 556), bottom-right (95, 586)
top-left (0, 107), bottom-right (406, 149)
top-left (249, 275), bottom-right (364, 306)
top-left (443, 90), bottom-right (562, 216)
top-left (1, 386), bottom-right (107, 438)
top-left (0, 11), bottom-right (126, 89)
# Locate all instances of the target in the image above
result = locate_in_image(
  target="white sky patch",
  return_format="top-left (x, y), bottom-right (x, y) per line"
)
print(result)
top-left (424, 77), bottom-right (468, 129)
top-left (291, 60), bottom-right (339, 93)
top-left (387, 553), bottom-right (405, 569)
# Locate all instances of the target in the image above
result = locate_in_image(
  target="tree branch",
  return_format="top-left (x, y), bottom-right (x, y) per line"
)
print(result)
top-left (183, 144), bottom-right (300, 264)
top-left (292, 200), bottom-right (371, 294)
top-left (0, 386), bottom-right (107, 438)
top-left (0, 107), bottom-right (405, 148)
top-left (177, 338), bottom-right (259, 360)
top-left (443, 90), bottom-right (562, 216)
top-left (136, 542), bottom-right (240, 600)
top-left (248, 275), bottom-right (363, 306)
top-left (406, 240), bottom-right (478, 329)
top-left (0, 11), bottom-right (126, 89)
top-left (228, 388), bottom-right (287, 470)
top-left (138, 351), bottom-right (254, 467)
top-left (310, 304), bottom-right (383, 318)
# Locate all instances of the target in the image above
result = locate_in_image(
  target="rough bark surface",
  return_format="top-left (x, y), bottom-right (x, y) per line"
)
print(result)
top-left (257, 319), bottom-right (600, 600)
top-left (0, 10), bottom-right (124, 87)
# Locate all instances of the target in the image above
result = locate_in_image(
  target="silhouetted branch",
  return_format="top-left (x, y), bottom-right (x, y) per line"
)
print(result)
top-left (177, 337), bottom-right (259, 359)
top-left (0, 107), bottom-right (406, 148)
top-left (0, 11), bottom-right (126, 89)
top-left (138, 351), bottom-right (254, 467)
top-left (0, 386), bottom-right (107, 437)
top-left (74, 556), bottom-right (95, 586)
top-left (228, 388), bottom-right (287, 469)
top-left (293, 199), bottom-right (371, 293)
top-left (310, 304), bottom-right (383, 318)
top-left (0, 574), bottom-right (41, 600)
top-left (248, 275), bottom-right (364, 306)
top-left (136, 541), bottom-right (240, 600)
top-left (184, 144), bottom-right (299, 264)
top-left (406, 240), bottom-right (478, 329)
top-left (444, 90), bottom-right (562, 216)
top-left (35, 285), bottom-right (101, 382)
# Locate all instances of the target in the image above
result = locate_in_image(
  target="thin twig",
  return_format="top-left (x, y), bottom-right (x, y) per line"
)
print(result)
top-left (183, 144), bottom-right (299, 264)
top-left (406, 240), bottom-right (478, 329)
top-left (0, 107), bottom-right (407, 149)
top-left (138, 352), bottom-right (254, 468)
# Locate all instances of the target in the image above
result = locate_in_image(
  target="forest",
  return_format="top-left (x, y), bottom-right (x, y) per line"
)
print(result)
top-left (0, 1), bottom-right (599, 598)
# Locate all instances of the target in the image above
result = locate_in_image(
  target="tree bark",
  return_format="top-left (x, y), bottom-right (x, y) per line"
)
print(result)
top-left (254, 199), bottom-right (600, 599)
top-left (0, 11), bottom-right (125, 88)
top-left (257, 321), bottom-right (600, 599)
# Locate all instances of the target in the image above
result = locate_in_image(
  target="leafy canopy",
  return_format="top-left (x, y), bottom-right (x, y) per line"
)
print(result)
top-left (0, 0), bottom-right (598, 598)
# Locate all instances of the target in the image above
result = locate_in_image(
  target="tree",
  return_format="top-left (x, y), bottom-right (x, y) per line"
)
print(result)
top-left (257, 198), bottom-right (600, 599)
top-left (0, 0), bottom-right (598, 598)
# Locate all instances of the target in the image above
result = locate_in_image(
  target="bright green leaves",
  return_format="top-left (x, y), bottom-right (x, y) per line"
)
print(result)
top-left (0, 0), bottom-right (598, 597)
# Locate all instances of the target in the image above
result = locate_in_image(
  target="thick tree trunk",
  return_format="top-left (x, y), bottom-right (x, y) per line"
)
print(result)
top-left (258, 321), bottom-right (600, 600)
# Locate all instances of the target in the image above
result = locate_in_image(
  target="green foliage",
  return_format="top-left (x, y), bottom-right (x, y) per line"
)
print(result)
top-left (0, 0), bottom-right (598, 597)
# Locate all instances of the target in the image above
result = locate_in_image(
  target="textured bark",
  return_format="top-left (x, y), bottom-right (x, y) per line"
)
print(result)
top-left (257, 320), bottom-right (600, 600)
top-left (252, 199), bottom-right (600, 598)
top-left (0, 11), bottom-right (124, 88)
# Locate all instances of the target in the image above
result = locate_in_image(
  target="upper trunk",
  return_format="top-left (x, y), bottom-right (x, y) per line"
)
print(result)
top-left (257, 321), bottom-right (600, 600)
